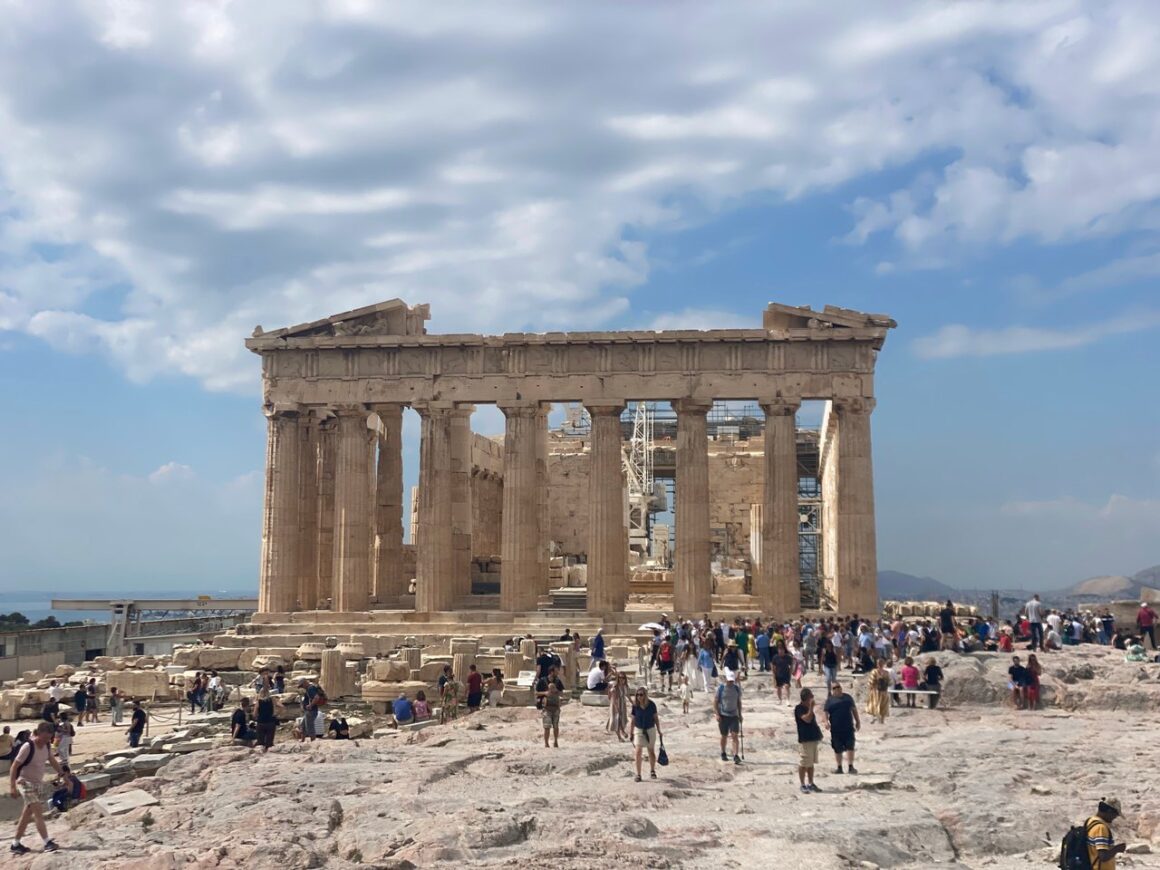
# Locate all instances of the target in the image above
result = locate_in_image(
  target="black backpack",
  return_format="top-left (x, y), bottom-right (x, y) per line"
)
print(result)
top-left (1058, 818), bottom-right (1098, 870)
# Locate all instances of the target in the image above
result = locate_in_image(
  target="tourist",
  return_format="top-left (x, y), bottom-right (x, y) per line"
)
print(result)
top-left (1025, 654), bottom-right (1043, 711)
top-left (231, 698), bottom-right (255, 745)
top-left (85, 678), bottom-right (99, 723)
top-left (188, 673), bottom-right (204, 714)
top-left (755, 627), bottom-right (771, 672)
top-left (734, 621), bottom-right (750, 674)
top-left (721, 639), bottom-right (741, 677)
top-left (678, 674), bottom-right (692, 714)
top-left (0, 727), bottom-right (12, 762)
top-left (393, 692), bottom-right (415, 726)
top-left (535, 647), bottom-right (556, 681)
top-left (771, 642), bottom-right (794, 705)
top-left (1084, 797), bottom-right (1126, 868)
top-left (8, 721), bottom-right (64, 854)
top-left (899, 656), bottom-right (920, 708)
top-left (49, 764), bottom-right (83, 814)
top-left (466, 664), bottom-right (484, 712)
top-left (939, 601), bottom-right (957, 651)
top-left (1136, 602), bottom-right (1157, 649)
top-left (485, 669), bottom-right (504, 708)
top-left (819, 639), bottom-right (839, 696)
top-left (48, 680), bottom-right (66, 704)
top-left (866, 658), bottom-right (890, 724)
top-left (72, 684), bottom-right (87, 727)
top-left (1045, 624), bottom-right (1063, 651)
top-left (255, 688), bottom-right (277, 753)
top-left (854, 645), bottom-right (875, 675)
top-left (1025, 594), bottom-right (1045, 651)
top-left (440, 673), bottom-right (460, 723)
top-left (540, 681), bottom-right (562, 749)
top-left (53, 714), bottom-right (75, 763)
top-left (714, 671), bottom-right (743, 765)
top-left (591, 627), bottom-right (605, 662)
top-left (41, 697), bottom-right (60, 726)
top-left (794, 688), bottom-right (823, 793)
top-left (274, 665), bottom-right (286, 694)
top-left (608, 671), bottom-right (630, 741)
top-left (1008, 656), bottom-right (1029, 709)
top-left (206, 671), bottom-right (223, 712)
top-left (328, 715), bottom-right (350, 739)
top-left (437, 664), bottom-right (453, 693)
top-left (697, 643), bottom-right (715, 693)
top-left (298, 678), bottom-right (321, 740)
top-left (923, 657), bottom-right (944, 709)
top-left (128, 702), bottom-right (147, 748)
top-left (823, 681), bottom-right (860, 774)
top-left (656, 636), bottom-right (675, 691)
top-left (413, 690), bottom-right (431, 721)
top-left (629, 686), bottom-right (662, 782)
top-left (586, 660), bottom-right (610, 693)
top-left (109, 687), bottom-right (124, 727)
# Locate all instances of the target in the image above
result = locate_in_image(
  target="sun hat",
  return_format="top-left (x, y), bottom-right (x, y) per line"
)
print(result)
top-left (1100, 797), bottom-right (1122, 816)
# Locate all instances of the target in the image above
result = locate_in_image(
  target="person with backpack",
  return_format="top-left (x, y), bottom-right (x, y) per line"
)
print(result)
top-left (1059, 796), bottom-right (1125, 869)
top-left (714, 671), bottom-right (743, 765)
top-left (657, 638), bottom-right (675, 691)
top-left (9, 721), bottom-right (64, 854)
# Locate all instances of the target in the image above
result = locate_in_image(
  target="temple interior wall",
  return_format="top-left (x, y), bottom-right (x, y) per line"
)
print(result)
top-left (547, 444), bottom-right (591, 558)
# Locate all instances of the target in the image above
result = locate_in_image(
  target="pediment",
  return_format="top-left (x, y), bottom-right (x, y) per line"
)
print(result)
top-left (763, 302), bottom-right (896, 331)
top-left (255, 299), bottom-right (430, 339)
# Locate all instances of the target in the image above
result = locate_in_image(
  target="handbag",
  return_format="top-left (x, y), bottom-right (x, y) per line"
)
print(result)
top-left (657, 739), bottom-right (669, 766)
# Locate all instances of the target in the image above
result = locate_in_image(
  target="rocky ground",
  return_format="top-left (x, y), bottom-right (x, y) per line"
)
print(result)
top-left (8, 643), bottom-right (1160, 869)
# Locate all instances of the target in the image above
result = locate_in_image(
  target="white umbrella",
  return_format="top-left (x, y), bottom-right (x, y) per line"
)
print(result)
top-left (638, 622), bottom-right (665, 632)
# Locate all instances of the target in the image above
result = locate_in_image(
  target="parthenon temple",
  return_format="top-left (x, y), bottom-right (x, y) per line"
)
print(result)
top-left (250, 300), bottom-right (895, 624)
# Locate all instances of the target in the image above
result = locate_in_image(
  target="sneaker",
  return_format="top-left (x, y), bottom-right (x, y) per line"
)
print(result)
top-left (833, 766), bottom-right (844, 774)
top-left (800, 785), bottom-right (811, 794)
top-left (720, 751), bottom-right (728, 761)
top-left (808, 783), bottom-right (823, 793)
top-left (634, 774), bottom-right (641, 782)
top-left (42, 841), bottom-right (59, 853)
top-left (847, 765), bottom-right (858, 775)
top-left (650, 770), bottom-right (657, 779)
top-left (10, 844), bottom-right (30, 855)
top-left (733, 755), bottom-right (742, 765)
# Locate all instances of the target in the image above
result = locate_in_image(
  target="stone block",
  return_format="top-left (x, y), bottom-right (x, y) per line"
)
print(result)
top-left (161, 739), bottom-right (215, 754)
top-left (196, 648), bottom-right (241, 670)
top-left (369, 660), bottom-right (411, 682)
top-left (449, 637), bottom-right (480, 656)
top-left (104, 748), bottom-right (145, 760)
top-left (295, 643), bottom-right (326, 661)
top-left (399, 719), bottom-right (437, 732)
top-left (419, 661), bottom-right (451, 681)
top-left (172, 647), bottom-right (200, 668)
top-left (131, 753), bottom-right (174, 772)
top-left (580, 691), bottom-right (609, 707)
top-left (21, 670), bottom-right (43, 682)
top-left (237, 648), bottom-right (260, 671)
top-left (78, 773), bottom-right (111, 792)
top-left (360, 679), bottom-right (429, 701)
top-left (500, 687), bottom-right (533, 706)
top-left (95, 789), bottom-right (159, 816)
top-left (115, 670), bottom-right (171, 699)
top-left (336, 642), bottom-right (365, 660)
top-left (251, 655), bottom-right (285, 671)
top-left (103, 758), bottom-right (132, 775)
top-left (54, 664), bottom-right (77, 677)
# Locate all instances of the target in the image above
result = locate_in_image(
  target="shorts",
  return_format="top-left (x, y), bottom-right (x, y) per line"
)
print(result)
top-left (717, 715), bottom-right (740, 736)
top-left (830, 731), bottom-right (856, 754)
top-left (658, 661), bottom-right (674, 674)
top-left (633, 726), bottom-right (657, 749)
top-left (17, 780), bottom-right (49, 807)
top-left (541, 708), bottom-right (560, 729)
top-left (798, 740), bottom-right (820, 767)
top-left (467, 691), bottom-right (483, 708)
top-left (775, 674), bottom-right (790, 688)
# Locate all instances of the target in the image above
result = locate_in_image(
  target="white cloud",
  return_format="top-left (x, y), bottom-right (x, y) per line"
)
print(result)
top-left (913, 310), bottom-right (1160, 359)
top-left (0, 2), bottom-right (1158, 390)
top-left (645, 309), bottom-right (753, 331)
top-left (147, 461), bottom-right (195, 484)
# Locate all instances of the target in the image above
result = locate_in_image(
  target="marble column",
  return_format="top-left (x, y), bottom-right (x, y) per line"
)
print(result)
top-left (415, 402), bottom-right (456, 612)
top-left (535, 406), bottom-right (550, 595)
top-left (759, 398), bottom-right (802, 617)
top-left (295, 413), bottom-right (319, 612)
top-left (315, 417), bottom-right (336, 609)
top-left (258, 407), bottom-right (300, 613)
top-left (371, 403), bottom-right (405, 606)
top-left (833, 398), bottom-right (879, 617)
top-left (674, 399), bottom-right (713, 615)
top-left (331, 407), bottom-right (374, 612)
top-left (586, 402), bottom-right (627, 613)
top-left (499, 402), bottom-right (541, 612)
top-left (449, 404), bottom-right (475, 604)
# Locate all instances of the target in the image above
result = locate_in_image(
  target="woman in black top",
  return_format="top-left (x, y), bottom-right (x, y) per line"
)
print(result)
top-left (923, 658), bottom-right (944, 709)
top-left (255, 688), bottom-right (277, 753)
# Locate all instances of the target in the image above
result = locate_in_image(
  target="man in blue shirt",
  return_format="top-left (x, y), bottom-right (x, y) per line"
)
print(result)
top-left (591, 628), bottom-right (605, 662)
top-left (755, 631), bottom-right (771, 672)
top-left (392, 693), bottom-right (414, 725)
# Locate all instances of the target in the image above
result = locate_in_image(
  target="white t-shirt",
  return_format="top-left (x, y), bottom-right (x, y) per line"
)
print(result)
top-left (586, 667), bottom-right (606, 690)
top-left (49, 684), bottom-right (66, 702)
top-left (1046, 613), bottom-right (1061, 631)
top-left (1025, 599), bottom-right (1043, 622)
top-left (13, 740), bottom-right (50, 784)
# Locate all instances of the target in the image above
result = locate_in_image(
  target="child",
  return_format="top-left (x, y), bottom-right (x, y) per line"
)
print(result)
top-left (678, 674), bottom-right (692, 714)
top-left (54, 714), bottom-right (75, 764)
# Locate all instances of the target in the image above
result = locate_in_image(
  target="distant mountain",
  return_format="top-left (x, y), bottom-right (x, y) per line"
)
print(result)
top-left (878, 570), bottom-right (956, 602)
top-left (1065, 565), bottom-right (1160, 601)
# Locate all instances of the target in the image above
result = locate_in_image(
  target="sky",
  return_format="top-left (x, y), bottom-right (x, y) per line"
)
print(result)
top-left (0, 0), bottom-right (1158, 596)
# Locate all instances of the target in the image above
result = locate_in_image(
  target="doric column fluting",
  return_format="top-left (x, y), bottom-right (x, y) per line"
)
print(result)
top-left (371, 403), bottom-right (405, 606)
top-left (415, 402), bottom-right (456, 612)
top-left (833, 397), bottom-right (879, 617)
top-left (586, 402), bottom-right (627, 614)
top-left (674, 399), bottom-right (713, 616)
top-left (315, 417), bottom-right (336, 609)
top-left (499, 401), bottom-right (542, 612)
top-left (331, 406), bottom-right (374, 612)
top-left (295, 413), bottom-right (320, 611)
top-left (449, 404), bottom-right (475, 604)
top-left (258, 407), bottom-right (301, 614)
top-left (535, 406), bottom-right (550, 595)
top-left (759, 398), bottom-right (802, 617)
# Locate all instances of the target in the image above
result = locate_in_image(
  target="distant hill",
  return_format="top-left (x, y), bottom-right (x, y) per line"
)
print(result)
top-left (878, 570), bottom-right (956, 602)
top-left (1065, 565), bottom-right (1160, 601)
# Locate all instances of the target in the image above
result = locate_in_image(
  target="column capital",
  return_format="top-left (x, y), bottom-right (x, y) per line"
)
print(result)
top-left (449, 403), bottom-right (476, 419)
top-left (584, 401), bottom-right (626, 417)
top-left (497, 399), bottom-right (543, 417)
top-left (367, 402), bottom-right (406, 416)
top-left (330, 404), bottom-right (370, 419)
top-left (833, 397), bottom-right (876, 415)
top-left (759, 397), bottom-right (801, 417)
top-left (410, 400), bottom-right (456, 417)
top-left (672, 398), bottom-right (714, 416)
top-left (263, 403), bottom-right (303, 419)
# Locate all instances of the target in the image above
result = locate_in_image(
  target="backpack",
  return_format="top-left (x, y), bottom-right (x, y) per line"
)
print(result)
top-left (716, 683), bottom-right (740, 716)
top-left (1058, 818), bottom-right (1098, 870)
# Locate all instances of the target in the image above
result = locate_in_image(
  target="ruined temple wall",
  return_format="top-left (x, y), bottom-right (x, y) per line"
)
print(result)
top-left (707, 446), bottom-right (762, 568)
top-left (472, 472), bottom-right (503, 557)
top-left (548, 447), bottom-right (590, 557)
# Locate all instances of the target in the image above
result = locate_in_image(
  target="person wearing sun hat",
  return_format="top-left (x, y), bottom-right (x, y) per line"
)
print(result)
top-left (1086, 796), bottom-right (1126, 869)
